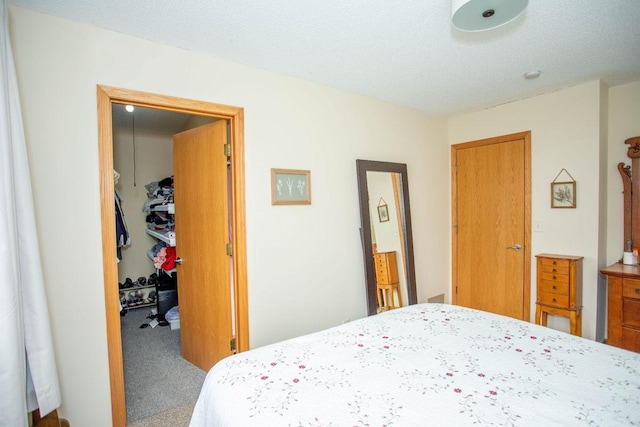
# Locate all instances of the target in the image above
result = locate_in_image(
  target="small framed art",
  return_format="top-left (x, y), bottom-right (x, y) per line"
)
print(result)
top-left (377, 198), bottom-right (389, 222)
top-left (271, 168), bottom-right (311, 205)
top-left (551, 181), bottom-right (576, 208)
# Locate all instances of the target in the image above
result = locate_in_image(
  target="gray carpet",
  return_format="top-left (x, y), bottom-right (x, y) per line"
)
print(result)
top-left (127, 403), bottom-right (195, 427)
top-left (121, 307), bottom-right (206, 424)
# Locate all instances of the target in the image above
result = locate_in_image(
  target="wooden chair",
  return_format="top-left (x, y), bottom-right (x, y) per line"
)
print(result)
top-left (32, 409), bottom-right (70, 427)
top-left (374, 251), bottom-right (403, 311)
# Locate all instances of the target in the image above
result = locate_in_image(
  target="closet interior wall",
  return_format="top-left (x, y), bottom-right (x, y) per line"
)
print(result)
top-left (113, 126), bottom-right (174, 285)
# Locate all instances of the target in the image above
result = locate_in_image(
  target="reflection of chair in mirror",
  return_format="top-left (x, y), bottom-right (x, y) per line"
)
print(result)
top-left (374, 251), bottom-right (403, 311)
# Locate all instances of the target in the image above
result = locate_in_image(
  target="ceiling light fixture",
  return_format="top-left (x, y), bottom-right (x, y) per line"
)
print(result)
top-left (524, 70), bottom-right (541, 80)
top-left (125, 104), bottom-right (135, 112)
top-left (452, 0), bottom-right (528, 32)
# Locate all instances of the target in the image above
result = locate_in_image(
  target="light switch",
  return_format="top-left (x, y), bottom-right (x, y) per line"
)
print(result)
top-left (534, 221), bottom-right (543, 232)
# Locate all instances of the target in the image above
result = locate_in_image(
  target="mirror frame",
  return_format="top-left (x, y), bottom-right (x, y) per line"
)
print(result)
top-left (356, 159), bottom-right (417, 316)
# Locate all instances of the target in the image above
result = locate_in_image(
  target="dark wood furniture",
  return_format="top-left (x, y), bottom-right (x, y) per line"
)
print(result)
top-left (32, 409), bottom-right (70, 427)
top-left (600, 263), bottom-right (640, 352)
top-left (535, 254), bottom-right (583, 336)
top-left (601, 135), bottom-right (640, 353)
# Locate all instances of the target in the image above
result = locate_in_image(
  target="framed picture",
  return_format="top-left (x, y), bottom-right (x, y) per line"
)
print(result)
top-left (271, 168), bottom-right (311, 205)
top-left (551, 181), bottom-right (576, 208)
top-left (377, 203), bottom-right (389, 222)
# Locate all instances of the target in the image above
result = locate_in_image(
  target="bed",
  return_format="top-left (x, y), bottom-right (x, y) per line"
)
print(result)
top-left (190, 303), bottom-right (640, 426)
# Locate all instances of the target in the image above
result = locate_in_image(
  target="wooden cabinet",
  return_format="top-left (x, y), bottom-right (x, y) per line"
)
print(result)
top-left (600, 263), bottom-right (640, 353)
top-left (374, 251), bottom-right (399, 285)
top-left (374, 251), bottom-right (402, 311)
top-left (535, 254), bottom-right (583, 336)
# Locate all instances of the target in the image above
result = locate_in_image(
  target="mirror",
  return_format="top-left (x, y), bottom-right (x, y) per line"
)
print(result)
top-left (356, 160), bottom-right (417, 316)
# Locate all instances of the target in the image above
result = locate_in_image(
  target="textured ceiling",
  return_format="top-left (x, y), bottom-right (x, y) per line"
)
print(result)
top-left (8, 0), bottom-right (640, 116)
top-left (111, 103), bottom-right (193, 134)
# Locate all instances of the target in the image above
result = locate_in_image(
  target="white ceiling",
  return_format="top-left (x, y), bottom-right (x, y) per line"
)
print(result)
top-left (8, 0), bottom-right (640, 116)
top-left (111, 103), bottom-right (193, 134)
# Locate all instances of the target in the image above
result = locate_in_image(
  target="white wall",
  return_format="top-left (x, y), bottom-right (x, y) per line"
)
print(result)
top-left (113, 128), bottom-right (173, 283)
top-left (447, 80), bottom-right (640, 344)
top-left (449, 81), bottom-right (605, 339)
top-left (9, 6), bottom-right (449, 425)
top-left (606, 81), bottom-right (640, 264)
top-left (13, 5), bottom-right (637, 425)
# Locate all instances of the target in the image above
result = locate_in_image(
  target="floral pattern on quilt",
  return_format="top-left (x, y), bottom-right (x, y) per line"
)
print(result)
top-left (190, 304), bottom-right (640, 427)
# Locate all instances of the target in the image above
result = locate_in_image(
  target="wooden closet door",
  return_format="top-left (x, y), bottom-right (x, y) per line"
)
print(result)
top-left (173, 120), bottom-right (233, 371)
top-left (452, 133), bottom-right (530, 320)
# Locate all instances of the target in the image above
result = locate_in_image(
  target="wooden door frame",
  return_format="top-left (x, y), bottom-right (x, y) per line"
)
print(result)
top-left (97, 85), bottom-right (249, 427)
top-left (451, 131), bottom-right (531, 321)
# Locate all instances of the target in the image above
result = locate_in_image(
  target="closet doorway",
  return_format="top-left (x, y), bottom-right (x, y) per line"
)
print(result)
top-left (98, 86), bottom-right (249, 427)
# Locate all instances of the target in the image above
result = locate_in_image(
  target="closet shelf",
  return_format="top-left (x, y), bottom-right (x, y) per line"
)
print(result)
top-left (121, 284), bottom-right (155, 292)
top-left (151, 203), bottom-right (175, 214)
top-left (145, 228), bottom-right (176, 246)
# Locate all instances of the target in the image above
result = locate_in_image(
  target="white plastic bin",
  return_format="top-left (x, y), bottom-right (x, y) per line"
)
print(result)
top-left (165, 305), bottom-right (180, 330)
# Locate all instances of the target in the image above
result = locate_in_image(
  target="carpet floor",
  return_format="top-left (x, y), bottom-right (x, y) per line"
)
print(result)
top-left (121, 306), bottom-right (206, 425)
top-left (127, 403), bottom-right (195, 427)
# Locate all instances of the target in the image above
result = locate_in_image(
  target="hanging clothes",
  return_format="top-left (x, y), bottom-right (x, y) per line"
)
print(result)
top-left (115, 189), bottom-right (131, 262)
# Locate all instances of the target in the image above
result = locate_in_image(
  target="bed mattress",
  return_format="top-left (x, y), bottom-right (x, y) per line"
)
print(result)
top-left (190, 303), bottom-right (640, 426)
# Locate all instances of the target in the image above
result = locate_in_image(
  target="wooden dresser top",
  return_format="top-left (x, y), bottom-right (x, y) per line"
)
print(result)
top-left (600, 262), bottom-right (640, 279)
top-left (535, 253), bottom-right (583, 261)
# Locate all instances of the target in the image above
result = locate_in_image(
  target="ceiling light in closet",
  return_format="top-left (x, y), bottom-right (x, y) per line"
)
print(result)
top-left (125, 104), bottom-right (135, 112)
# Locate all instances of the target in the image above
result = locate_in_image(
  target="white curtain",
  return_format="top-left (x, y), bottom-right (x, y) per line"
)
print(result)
top-left (0, 1), bottom-right (62, 426)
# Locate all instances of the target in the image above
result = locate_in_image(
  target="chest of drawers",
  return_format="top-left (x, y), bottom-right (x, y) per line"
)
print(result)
top-left (600, 263), bottom-right (640, 353)
top-left (374, 251), bottom-right (402, 311)
top-left (374, 251), bottom-right (399, 285)
top-left (535, 254), bottom-right (583, 336)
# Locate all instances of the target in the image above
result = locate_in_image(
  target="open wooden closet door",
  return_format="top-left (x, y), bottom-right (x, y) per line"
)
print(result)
top-left (173, 120), bottom-right (233, 371)
top-left (99, 86), bottom-right (248, 426)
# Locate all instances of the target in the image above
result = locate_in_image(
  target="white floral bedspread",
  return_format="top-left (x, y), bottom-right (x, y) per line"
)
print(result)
top-left (190, 303), bottom-right (640, 426)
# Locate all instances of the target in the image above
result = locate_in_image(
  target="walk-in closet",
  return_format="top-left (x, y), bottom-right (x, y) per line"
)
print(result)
top-left (112, 104), bottom-right (214, 424)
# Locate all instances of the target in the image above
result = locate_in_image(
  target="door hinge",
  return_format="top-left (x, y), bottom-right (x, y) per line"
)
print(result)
top-left (226, 242), bottom-right (233, 256)
top-left (230, 337), bottom-right (237, 354)
top-left (224, 143), bottom-right (231, 157)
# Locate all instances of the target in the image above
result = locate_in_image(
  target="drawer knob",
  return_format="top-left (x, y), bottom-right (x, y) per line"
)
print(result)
top-left (552, 298), bottom-right (557, 302)
top-left (552, 268), bottom-right (557, 272)
top-left (552, 285), bottom-right (557, 289)
top-left (552, 261), bottom-right (557, 265)
top-left (552, 276), bottom-right (557, 280)
top-left (636, 288), bottom-right (640, 294)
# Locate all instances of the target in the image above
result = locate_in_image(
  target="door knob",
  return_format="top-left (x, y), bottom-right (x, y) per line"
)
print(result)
top-left (507, 244), bottom-right (522, 250)
top-left (175, 257), bottom-right (183, 265)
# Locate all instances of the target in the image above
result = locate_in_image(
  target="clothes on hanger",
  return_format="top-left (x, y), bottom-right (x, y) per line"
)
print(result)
top-left (115, 189), bottom-right (130, 262)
